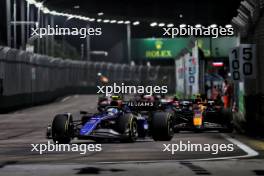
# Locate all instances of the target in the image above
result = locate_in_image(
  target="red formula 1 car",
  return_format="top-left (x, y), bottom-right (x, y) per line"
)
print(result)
top-left (173, 98), bottom-right (233, 133)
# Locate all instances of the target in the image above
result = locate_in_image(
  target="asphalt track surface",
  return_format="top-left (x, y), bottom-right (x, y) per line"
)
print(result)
top-left (0, 95), bottom-right (263, 176)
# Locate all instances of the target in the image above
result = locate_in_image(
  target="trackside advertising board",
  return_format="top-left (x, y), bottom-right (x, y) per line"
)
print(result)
top-left (132, 38), bottom-right (190, 59)
top-left (229, 44), bottom-right (256, 114)
top-left (229, 44), bottom-right (257, 81)
top-left (132, 37), bottom-right (237, 60)
top-left (175, 44), bottom-right (199, 97)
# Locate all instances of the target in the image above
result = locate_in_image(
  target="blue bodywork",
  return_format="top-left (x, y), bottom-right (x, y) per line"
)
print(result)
top-left (78, 107), bottom-right (149, 138)
top-left (79, 108), bottom-right (120, 136)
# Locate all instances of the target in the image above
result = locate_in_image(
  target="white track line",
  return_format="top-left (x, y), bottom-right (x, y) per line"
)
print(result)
top-left (220, 133), bottom-right (259, 158)
top-left (61, 96), bottom-right (71, 103)
top-left (96, 134), bottom-right (259, 164)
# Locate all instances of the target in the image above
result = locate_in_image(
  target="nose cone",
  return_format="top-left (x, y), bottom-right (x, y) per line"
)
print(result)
top-left (79, 122), bottom-right (95, 136)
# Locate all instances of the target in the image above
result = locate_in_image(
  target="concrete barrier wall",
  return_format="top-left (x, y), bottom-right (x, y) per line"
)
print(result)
top-left (233, 8), bottom-right (264, 135)
top-left (0, 46), bottom-right (175, 112)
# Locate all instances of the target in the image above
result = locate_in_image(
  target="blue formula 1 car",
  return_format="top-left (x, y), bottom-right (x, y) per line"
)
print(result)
top-left (46, 101), bottom-right (174, 144)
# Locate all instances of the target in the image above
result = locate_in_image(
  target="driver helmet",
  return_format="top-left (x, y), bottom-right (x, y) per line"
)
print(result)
top-left (107, 108), bottom-right (118, 115)
top-left (111, 95), bottom-right (122, 100)
top-left (110, 100), bottom-right (122, 108)
top-left (194, 94), bottom-right (203, 104)
top-left (195, 94), bottom-right (201, 99)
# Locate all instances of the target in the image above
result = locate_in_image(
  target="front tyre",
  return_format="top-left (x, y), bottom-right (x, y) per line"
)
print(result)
top-left (52, 114), bottom-right (73, 144)
top-left (116, 113), bottom-right (138, 143)
top-left (151, 111), bottom-right (174, 141)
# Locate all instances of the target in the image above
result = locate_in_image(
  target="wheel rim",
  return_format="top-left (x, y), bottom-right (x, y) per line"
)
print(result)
top-left (131, 121), bottom-right (138, 140)
top-left (168, 118), bottom-right (174, 136)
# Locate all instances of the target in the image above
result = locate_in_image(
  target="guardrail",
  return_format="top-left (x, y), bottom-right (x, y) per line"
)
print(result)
top-left (0, 46), bottom-right (175, 112)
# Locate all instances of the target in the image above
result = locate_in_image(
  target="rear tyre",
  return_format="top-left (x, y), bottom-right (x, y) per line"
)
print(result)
top-left (52, 114), bottom-right (73, 144)
top-left (116, 113), bottom-right (138, 143)
top-left (151, 111), bottom-right (174, 141)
